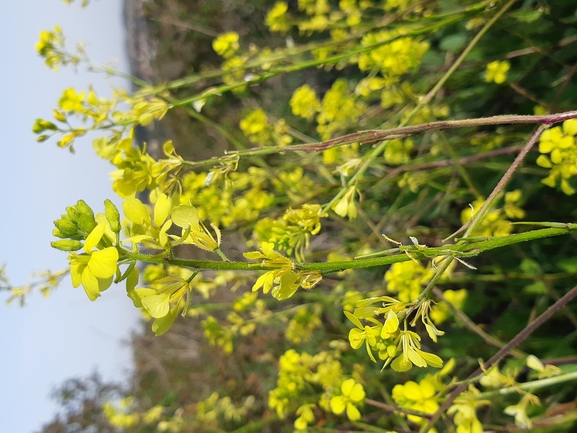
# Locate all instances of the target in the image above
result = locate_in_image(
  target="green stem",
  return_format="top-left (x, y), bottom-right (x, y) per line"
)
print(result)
top-left (125, 226), bottom-right (577, 273)
top-left (475, 371), bottom-right (577, 399)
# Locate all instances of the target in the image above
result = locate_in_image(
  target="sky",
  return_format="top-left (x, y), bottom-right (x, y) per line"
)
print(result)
top-left (0, 1), bottom-right (141, 432)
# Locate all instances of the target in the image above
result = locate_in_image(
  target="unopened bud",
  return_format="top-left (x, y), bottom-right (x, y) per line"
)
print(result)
top-left (51, 240), bottom-right (83, 251)
top-left (104, 199), bottom-right (121, 233)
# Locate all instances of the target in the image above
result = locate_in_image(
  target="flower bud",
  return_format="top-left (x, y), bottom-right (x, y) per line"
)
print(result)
top-left (53, 109), bottom-right (67, 122)
top-left (51, 240), bottom-right (83, 251)
top-left (33, 119), bottom-right (57, 133)
top-left (104, 199), bottom-right (121, 233)
top-left (53, 218), bottom-right (79, 238)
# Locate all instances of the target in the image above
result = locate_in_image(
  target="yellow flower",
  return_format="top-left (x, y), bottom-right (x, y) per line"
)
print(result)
top-left (344, 310), bottom-right (380, 362)
top-left (244, 242), bottom-right (300, 299)
top-left (266, 1), bottom-right (290, 33)
top-left (390, 330), bottom-right (443, 372)
top-left (212, 32), bottom-right (240, 58)
top-left (171, 204), bottom-right (221, 252)
top-left (68, 220), bottom-right (118, 301)
top-left (484, 60), bottom-right (510, 84)
top-left (290, 85), bottom-right (321, 120)
top-left (59, 87), bottom-right (85, 113)
top-left (134, 274), bottom-right (196, 336)
top-left (332, 186), bottom-right (358, 219)
top-left (122, 194), bottom-right (173, 250)
top-left (392, 378), bottom-right (440, 425)
top-left (330, 378), bottom-right (366, 421)
top-left (536, 119), bottom-right (577, 195)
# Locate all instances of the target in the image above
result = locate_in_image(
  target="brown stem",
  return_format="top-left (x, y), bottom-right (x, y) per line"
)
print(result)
top-left (420, 284), bottom-right (577, 432)
top-left (228, 111), bottom-right (577, 157)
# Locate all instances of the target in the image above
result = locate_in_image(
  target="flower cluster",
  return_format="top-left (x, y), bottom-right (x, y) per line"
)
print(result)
top-left (536, 119), bottom-right (577, 195)
top-left (180, 168), bottom-right (275, 228)
top-left (290, 85), bottom-right (321, 120)
top-left (212, 32), bottom-right (240, 58)
top-left (239, 108), bottom-right (292, 147)
top-left (51, 200), bottom-right (121, 301)
top-left (265, 1), bottom-right (291, 33)
top-left (254, 204), bottom-right (327, 261)
top-left (384, 138), bottom-right (414, 165)
top-left (358, 31), bottom-right (429, 83)
top-left (268, 348), bottom-right (363, 427)
top-left (111, 139), bottom-right (183, 198)
top-left (35, 25), bottom-right (80, 71)
top-left (345, 296), bottom-right (443, 371)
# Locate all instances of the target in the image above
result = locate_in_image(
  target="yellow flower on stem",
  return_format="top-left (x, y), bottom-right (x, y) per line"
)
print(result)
top-left (135, 274), bottom-right (197, 336)
top-left (171, 204), bottom-right (222, 252)
top-left (68, 218), bottom-right (119, 301)
top-left (390, 330), bottom-right (443, 372)
top-left (244, 242), bottom-right (301, 300)
top-left (123, 193), bottom-right (173, 250)
top-left (344, 310), bottom-right (380, 362)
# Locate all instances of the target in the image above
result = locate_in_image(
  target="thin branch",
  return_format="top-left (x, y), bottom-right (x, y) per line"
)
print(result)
top-left (420, 284), bottom-right (577, 432)
top-left (179, 111), bottom-right (577, 170)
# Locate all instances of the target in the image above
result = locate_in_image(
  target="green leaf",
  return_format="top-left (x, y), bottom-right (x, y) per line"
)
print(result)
top-left (440, 33), bottom-right (467, 53)
top-left (510, 9), bottom-right (542, 23)
top-left (523, 281), bottom-right (547, 295)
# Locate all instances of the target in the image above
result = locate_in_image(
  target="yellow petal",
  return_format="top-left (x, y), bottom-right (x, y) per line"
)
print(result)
top-left (171, 204), bottom-right (200, 228)
top-left (330, 396), bottom-right (346, 415)
top-left (80, 267), bottom-right (101, 301)
top-left (123, 197), bottom-right (152, 226)
top-left (154, 193), bottom-right (172, 228)
top-left (84, 222), bottom-right (105, 252)
top-left (88, 247), bottom-right (119, 279)
top-left (140, 292), bottom-right (170, 318)
top-left (346, 402), bottom-right (361, 421)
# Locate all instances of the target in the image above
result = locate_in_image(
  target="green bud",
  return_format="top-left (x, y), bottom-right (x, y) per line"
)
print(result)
top-left (104, 199), bottom-right (121, 233)
top-left (36, 135), bottom-right (50, 142)
top-left (76, 214), bottom-right (97, 234)
top-left (53, 109), bottom-right (67, 122)
top-left (54, 218), bottom-right (78, 237)
top-left (33, 119), bottom-right (58, 133)
top-left (51, 240), bottom-right (83, 251)
top-left (76, 200), bottom-right (95, 218)
top-left (65, 206), bottom-right (81, 221)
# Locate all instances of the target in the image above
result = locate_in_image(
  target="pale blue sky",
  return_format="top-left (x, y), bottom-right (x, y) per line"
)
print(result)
top-left (0, 1), bottom-right (140, 432)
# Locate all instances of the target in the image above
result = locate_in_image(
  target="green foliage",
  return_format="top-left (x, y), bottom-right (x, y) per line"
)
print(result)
top-left (12, 0), bottom-right (577, 432)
